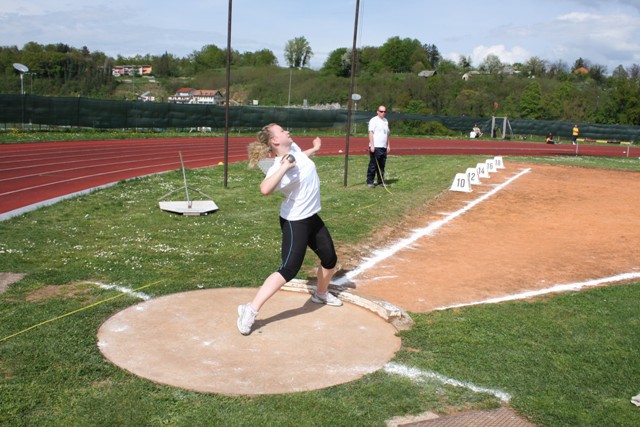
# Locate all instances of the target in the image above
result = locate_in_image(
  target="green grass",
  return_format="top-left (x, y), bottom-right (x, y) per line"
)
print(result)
top-left (1, 154), bottom-right (640, 426)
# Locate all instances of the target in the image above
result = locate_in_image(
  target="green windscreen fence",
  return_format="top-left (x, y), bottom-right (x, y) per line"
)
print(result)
top-left (2, 94), bottom-right (639, 142)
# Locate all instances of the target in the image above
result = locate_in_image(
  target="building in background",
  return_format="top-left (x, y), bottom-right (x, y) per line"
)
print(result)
top-left (168, 88), bottom-right (224, 105)
top-left (112, 65), bottom-right (153, 77)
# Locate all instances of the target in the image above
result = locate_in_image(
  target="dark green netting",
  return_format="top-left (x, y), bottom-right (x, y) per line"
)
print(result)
top-left (2, 94), bottom-right (639, 142)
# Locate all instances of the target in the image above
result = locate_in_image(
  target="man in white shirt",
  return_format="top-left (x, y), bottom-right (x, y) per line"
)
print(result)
top-left (366, 105), bottom-right (390, 188)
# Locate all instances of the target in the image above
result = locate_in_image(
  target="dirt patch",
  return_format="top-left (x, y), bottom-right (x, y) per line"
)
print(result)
top-left (26, 282), bottom-right (96, 303)
top-left (345, 163), bottom-right (640, 313)
top-left (0, 273), bottom-right (27, 294)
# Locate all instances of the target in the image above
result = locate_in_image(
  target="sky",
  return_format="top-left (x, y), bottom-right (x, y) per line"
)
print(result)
top-left (2, 0), bottom-right (640, 73)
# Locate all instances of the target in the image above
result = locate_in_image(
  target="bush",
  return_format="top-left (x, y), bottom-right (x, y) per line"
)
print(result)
top-left (391, 119), bottom-right (458, 136)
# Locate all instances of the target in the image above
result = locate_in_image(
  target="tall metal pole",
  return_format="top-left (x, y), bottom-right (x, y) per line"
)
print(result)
top-left (223, 0), bottom-right (233, 188)
top-left (287, 67), bottom-right (292, 107)
top-left (20, 73), bottom-right (25, 128)
top-left (343, 0), bottom-right (360, 187)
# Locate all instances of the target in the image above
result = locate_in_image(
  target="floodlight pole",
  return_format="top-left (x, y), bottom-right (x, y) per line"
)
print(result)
top-left (223, 0), bottom-right (233, 188)
top-left (14, 63), bottom-right (29, 129)
top-left (343, 0), bottom-right (360, 187)
top-left (20, 73), bottom-right (25, 128)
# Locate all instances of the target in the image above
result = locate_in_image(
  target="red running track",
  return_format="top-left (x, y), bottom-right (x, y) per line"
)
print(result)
top-left (1, 136), bottom-right (638, 219)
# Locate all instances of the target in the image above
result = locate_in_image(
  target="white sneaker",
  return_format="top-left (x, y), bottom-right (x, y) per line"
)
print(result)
top-left (311, 291), bottom-right (343, 307)
top-left (237, 303), bottom-right (257, 335)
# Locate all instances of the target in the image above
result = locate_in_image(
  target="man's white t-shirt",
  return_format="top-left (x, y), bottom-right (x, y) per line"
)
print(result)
top-left (266, 142), bottom-right (321, 221)
top-left (368, 115), bottom-right (389, 148)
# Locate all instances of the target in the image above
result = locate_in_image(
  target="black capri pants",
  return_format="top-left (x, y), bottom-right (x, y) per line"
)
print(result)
top-left (276, 213), bottom-right (338, 282)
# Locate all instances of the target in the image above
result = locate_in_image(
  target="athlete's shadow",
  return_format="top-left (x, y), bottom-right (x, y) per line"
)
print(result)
top-left (252, 298), bottom-right (323, 332)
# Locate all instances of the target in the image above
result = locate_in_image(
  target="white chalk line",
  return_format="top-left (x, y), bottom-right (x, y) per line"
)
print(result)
top-left (434, 272), bottom-right (640, 311)
top-left (89, 281), bottom-right (152, 301)
top-left (384, 362), bottom-right (511, 402)
top-left (334, 167), bottom-right (531, 285)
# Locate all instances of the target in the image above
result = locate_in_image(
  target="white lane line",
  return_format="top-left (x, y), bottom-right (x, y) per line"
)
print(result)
top-left (384, 362), bottom-right (512, 402)
top-left (0, 163), bottom-right (178, 196)
top-left (435, 272), bottom-right (640, 311)
top-left (89, 281), bottom-right (152, 301)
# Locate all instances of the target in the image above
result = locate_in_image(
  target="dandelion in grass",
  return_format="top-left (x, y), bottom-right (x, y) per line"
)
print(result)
top-left (150, 243), bottom-right (177, 253)
top-left (95, 250), bottom-right (115, 258)
top-left (0, 245), bottom-right (23, 255)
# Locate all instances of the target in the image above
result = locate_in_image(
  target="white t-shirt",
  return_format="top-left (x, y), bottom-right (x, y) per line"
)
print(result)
top-left (368, 115), bottom-right (390, 148)
top-left (266, 142), bottom-right (321, 221)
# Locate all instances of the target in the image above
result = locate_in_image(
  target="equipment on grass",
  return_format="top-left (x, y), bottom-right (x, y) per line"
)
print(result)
top-left (158, 152), bottom-right (218, 216)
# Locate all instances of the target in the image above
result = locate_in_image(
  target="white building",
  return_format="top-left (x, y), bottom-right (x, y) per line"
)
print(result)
top-left (168, 88), bottom-right (224, 105)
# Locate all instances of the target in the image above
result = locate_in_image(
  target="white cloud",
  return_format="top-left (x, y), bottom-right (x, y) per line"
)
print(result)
top-left (471, 45), bottom-right (532, 66)
top-left (2, 0), bottom-right (640, 72)
top-left (549, 12), bottom-right (640, 68)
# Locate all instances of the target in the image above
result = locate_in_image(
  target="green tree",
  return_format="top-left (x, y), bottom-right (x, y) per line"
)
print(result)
top-left (523, 56), bottom-right (547, 78)
top-left (458, 55), bottom-right (472, 70)
top-left (547, 59), bottom-right (569, 80)
top-left (379, 37), bottom-right (425, 73)
top-left (253, 49), bottom-right (278, 66)
top-left (321, 48), bottom-right (350, 77)
top-left (451, 88), bottom-right (484, 117)
top-left (519, 80), bottom-right (543, 119)
top-left (479, 54), bottom-right (504, 74)
top-left (404, 99), bottom-right (428, 114)
top-left (607, 66), bottom-right (640, 125)
top-left (190, 45), bottom-right (233, 71)
top-left (588, 63), bottom-right (608, 84)
top-left (630, 64), bottom-right (640, 80)
top-left (573, 57), bottom-right (587, 71)
top-left (423, 43), bottom-right (441, 68)
top-left (284, 37), bottom-right (313, 68)
top-left (358, 46), bottom-right (383, 74)
top-left (154, 52), bottom-right (176, 77)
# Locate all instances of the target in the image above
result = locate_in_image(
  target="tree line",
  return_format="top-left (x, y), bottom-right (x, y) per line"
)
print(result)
top-left (2, 38), bottom-right (640, 126)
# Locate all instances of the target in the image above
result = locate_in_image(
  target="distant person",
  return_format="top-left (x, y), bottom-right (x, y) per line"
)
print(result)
top-left (572, 124), bottom-right (579, 145)
top-left (366, 105), bottom-right (390, 188)
top-left (545, 132), bottom-right (555, 144)
top-left (238, 124), bottom-right (341, 336)
top-left (472, 124), bottom-right (482, 138)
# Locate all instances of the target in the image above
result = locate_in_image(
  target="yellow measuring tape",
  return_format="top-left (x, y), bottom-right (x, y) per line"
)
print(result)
top-left (0, 279), bottom-right (164, 343)
top-left (375, 156), bottom-right (393, 195)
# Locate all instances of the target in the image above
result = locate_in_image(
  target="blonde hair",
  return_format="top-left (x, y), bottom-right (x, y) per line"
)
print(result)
top-left (247, 123), bottom-right (277, 169)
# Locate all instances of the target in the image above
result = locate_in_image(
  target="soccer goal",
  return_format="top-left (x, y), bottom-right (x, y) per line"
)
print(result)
top-left (491, 116), bottom-right (514, 140)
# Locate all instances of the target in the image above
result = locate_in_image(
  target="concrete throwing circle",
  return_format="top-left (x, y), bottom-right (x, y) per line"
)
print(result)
top-left (97, 288), bottom-right (401, 395)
